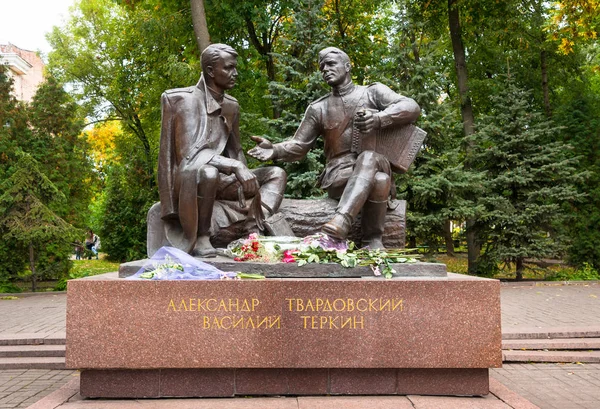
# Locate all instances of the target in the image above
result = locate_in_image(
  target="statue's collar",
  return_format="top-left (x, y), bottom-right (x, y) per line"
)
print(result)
top-left (332, 81), bottom-right (355, 97)
top-left (197, 74), bottom-right (222, 114)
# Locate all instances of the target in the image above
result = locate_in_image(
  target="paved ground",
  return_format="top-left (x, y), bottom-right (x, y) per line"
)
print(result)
top-left (0, 294), bottom-right (65, 336)
top-left (501, 283), bottom-right (600, 330)
top-left (492, 363), bottom-right (600, 409)
top-left (0, 281), bottom-right (599, 408)
top-left (0, 370), bottom-right (76, 409)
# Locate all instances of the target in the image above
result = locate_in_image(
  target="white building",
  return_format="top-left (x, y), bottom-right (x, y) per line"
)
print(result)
top-left (0, 43), bottom-right (44, 102)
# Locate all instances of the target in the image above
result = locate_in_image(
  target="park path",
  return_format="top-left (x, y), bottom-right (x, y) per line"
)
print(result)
top-left (0, 281), bottom-right (599, 408)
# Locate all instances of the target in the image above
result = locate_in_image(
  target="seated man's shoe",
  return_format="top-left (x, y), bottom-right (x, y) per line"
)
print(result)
top-left (192, 236), bottom-right (217, 258)
top-left (322, 212), bottom-right (352, 240)
top-left (362, 238), bottom-right (384, 250)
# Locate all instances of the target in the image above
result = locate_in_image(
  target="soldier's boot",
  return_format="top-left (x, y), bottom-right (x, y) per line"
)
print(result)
top-left (361, 171), bottom-right (391, 249)
top-left (361, 199), bottom-right (387, 249)
top-left (322, 175), bottom-right (372, 240)
top-left (192, 167), bottom-right (218, 258)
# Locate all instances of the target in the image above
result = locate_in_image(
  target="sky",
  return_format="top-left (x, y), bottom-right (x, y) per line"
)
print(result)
top-left (0, 0), bottom-right (77, 56)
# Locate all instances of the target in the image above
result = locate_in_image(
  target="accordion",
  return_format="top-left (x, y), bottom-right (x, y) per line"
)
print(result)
top-left (358, 122), bottom-right (427, 173)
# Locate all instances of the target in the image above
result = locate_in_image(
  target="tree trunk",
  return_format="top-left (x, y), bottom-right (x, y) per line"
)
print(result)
top-left (243, 17), bottom-right (280, 118)
top-left (448, 0), bottom-right (475, 137)
top-left (443, 219), bottom-right (455, 256)
top-left (515, 257), bottom-right (524, 281)
top-left (29, 243), bottom-right (36, 293)
top-left (124, 113), bottom-right (154, 188)
top-left (408, 235), bottom-right (417, 249)
top-left (448, 0), bottom-right (479, 274)
top-left (190, 0), bottom-right (211, 54)
top-left (409, 31), bottom-right (420, 63)
top-left (541, 49), bottom-right (551, 117)
top-left (466, 219), bottom-right (481, 273)
top-left (334, 0), bottom-right (346, 40)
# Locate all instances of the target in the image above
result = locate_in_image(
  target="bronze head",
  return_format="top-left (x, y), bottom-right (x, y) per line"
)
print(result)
top-left (318, 47), bottom-right (351, 88)
top-left (201, 44), bottom-right (239, 91)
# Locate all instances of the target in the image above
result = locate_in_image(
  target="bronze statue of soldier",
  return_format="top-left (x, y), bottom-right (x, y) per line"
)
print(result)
top-left (249, 47), bottom-right (421, 249)
top-left (158, 43), bottom-right (288, 257)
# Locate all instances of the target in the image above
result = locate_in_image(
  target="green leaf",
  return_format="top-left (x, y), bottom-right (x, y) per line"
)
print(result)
top-left (139, 271), bottom-right (154, 279)
top-left (237, 272), bottom-right (265, 279)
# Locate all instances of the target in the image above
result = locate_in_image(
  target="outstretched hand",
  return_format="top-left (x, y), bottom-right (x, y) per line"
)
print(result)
top-left (248, 135), bottom-right (274, 161)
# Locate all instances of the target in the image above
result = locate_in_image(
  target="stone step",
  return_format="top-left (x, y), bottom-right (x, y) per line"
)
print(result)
top-left (502, 327), bottom-right (600, 340)
top-left (0, 344), bottom-right (65, 358)
top-left (0, 357), bottom-right (66, 370)
top-left (0, 333), bottom-right (66, 346)
top-left (503, 350), bottom-right (600, 363)
top-left (503, 337), bottom-right (600, 350)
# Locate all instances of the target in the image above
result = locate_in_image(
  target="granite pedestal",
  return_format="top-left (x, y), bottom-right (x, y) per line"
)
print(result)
top-left (66, 272), bottom-right (501, 398)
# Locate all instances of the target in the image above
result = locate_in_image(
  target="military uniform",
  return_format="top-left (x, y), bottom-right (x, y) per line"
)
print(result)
top-left (269, 81), bottom-right (420, 247)
top-left (272, 82), bottom-right (420, 195)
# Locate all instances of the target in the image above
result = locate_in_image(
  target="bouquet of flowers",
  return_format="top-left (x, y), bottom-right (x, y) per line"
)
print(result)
top-left (229, 233), bottom-right (420, 279)
top-left (226, 233), bottom-right (301, 263)
top-left (128, 246), bottom-right (262, 280)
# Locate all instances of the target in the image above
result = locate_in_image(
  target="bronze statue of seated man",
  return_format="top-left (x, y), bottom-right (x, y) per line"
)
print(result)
top-left (249, 47), bottom-right (421, 249)
top-left (157, 43), bottom-right (288, 257)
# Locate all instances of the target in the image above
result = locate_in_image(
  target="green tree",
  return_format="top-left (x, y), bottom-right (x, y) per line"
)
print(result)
top-left (554, 84), bottom-right (600, 269)
top-left (547, 0), bottom-right (599, 55)
top-left (467, 77), bottom-right (584, 279)
top-left (0, 153), bottom-right (79, 291)
top-left (0, 66), bottom-right (29, 284)
top-left (47, 0), bottom-right (200, 260)
top-left (27, 76), bottom-right (94, 226)
top-left (257, 0), bottom-right (329, 198)
top-left (47, 0), bottom-right (199, 189)
top-left (98, 161), bottom-right (154, 261)
top-left (0, 66), bottom-right (29, 180)
top-left (0, 67), bottom-right (95, 285)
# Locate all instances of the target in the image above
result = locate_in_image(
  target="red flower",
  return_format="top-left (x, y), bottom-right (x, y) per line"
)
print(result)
top-left (282, 250), bottom-right (296, 263)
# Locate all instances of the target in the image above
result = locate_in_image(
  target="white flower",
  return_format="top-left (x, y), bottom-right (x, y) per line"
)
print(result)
top-left (263, 242), bottom-right (277, 255)
top-left (371, 265), bottom-right (381, 276)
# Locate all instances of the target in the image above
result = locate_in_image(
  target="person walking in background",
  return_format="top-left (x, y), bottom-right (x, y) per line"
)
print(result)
top-left (74, 241), bottom-right (83, 260)
top-left (84, 229), bottom-right (99, 260)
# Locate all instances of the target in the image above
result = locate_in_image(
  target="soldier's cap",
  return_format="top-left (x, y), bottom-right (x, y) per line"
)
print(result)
top-left (318, 47), bottom-right (350, 66)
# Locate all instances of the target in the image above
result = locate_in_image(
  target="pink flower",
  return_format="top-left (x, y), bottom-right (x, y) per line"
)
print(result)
top-left (282, 250), bottom-right (296, 263)
top-left (248, 233), bottom-right (259, 241)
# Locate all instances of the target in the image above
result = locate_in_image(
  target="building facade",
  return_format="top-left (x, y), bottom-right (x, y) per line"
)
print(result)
top-left (0, 43), bottom-right (45, 102)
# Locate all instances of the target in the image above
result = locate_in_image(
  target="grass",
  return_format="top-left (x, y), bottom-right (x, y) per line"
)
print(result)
top-left (71, 257), bottom-right (120, 277)
top-left (1, 255), bottom-right (121, 293)
top-left (430, 253), bottom-right (595, 281)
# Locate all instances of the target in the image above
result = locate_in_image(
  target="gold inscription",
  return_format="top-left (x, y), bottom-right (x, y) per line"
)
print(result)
top-left (286, 298), bottom-right (403, 312)
top-left (300, 315), bottom-right (365, 329)
top-left (201, 315), bottom-right (281, 330)
top-left (167, 297), bottom-right (405, 331)
top-left (167, 298), bottom-right (260, 312)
